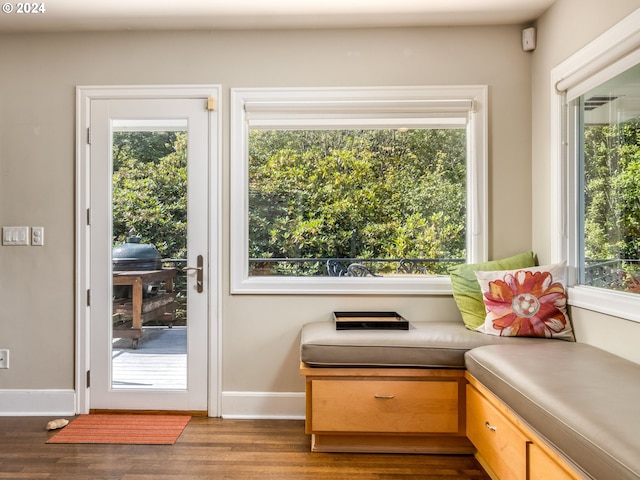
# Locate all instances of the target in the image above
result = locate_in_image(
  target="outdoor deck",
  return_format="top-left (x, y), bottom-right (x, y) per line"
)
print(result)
top-left (112, 326), bottom-right (187, 390)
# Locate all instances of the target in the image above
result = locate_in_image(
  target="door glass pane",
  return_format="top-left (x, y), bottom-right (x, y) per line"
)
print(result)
top-left (111, 122), bottom-right (188, 390)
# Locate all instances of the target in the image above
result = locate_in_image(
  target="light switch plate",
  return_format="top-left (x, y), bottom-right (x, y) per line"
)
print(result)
top-left (2, 226), bottom-right (30, 246)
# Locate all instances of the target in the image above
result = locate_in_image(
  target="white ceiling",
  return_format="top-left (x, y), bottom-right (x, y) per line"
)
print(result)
top-left (0, 0), bottom-right (557, 33)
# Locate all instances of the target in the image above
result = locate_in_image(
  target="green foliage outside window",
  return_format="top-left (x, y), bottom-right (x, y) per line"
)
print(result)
top-left (110, 128), bottom-right (470, 277)
top-left (248, 128), bottom-right (467, 276)
top-left (583, 119), bottom-right (640, 293)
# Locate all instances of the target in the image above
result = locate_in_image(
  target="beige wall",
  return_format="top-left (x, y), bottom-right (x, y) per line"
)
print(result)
top-left (0, 25), bottom-right (533, 394)
top-left (2, 3), bottom-right (639, 406)
top-left (531, 1), bottom-right (640, 361)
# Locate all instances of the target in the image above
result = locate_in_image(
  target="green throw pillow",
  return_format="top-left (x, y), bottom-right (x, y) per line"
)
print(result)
top-left (449, 251), bottom-right (536, 330)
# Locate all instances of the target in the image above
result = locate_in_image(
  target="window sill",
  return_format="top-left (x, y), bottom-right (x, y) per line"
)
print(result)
top-left (231, 275), bottom-right (453, 295)
top-left (568, 286), bottom-right (640, 324)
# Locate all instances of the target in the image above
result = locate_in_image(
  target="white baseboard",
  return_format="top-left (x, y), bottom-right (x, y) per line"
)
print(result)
top-left (0, 389), bottom-right (305, 419)
top-left (221, 391), bottom-right (305, 419)
top-left (0, 389), bottom-right (76, 416)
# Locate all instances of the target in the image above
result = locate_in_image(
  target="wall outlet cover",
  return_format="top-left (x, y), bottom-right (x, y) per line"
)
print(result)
top-left (0, 349), bottom-right (9, 369)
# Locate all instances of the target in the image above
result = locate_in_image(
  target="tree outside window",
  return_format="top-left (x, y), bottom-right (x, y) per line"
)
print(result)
top-left (248, 128), bottom-right (466, 277)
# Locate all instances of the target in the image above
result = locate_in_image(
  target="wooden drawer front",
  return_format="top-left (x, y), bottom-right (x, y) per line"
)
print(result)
top-left (528, 443), bottom-right (579, 480)
top-left (311, 379), bottom-right (459, 434)
top-left (466, 385), bottom-right (528, 480)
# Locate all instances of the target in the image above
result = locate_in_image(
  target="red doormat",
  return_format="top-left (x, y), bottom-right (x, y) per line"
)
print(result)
top-left (46, 414), bottom-right (190, 445)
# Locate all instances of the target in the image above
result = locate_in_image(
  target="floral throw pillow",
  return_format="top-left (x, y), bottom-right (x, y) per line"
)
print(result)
top-left (474, 262), bottom-right (574, 341)
top-left (448, 251), bottom-right (536, 331)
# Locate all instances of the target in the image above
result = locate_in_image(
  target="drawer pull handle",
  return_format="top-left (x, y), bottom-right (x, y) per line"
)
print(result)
top-left (374, 394), bottom-right (395, 399)
top-left (485, 421), bottom-right (497, 432)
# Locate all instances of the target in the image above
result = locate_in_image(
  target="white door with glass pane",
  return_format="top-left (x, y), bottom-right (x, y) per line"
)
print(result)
top-left (87, 95), bottom-right (216, 412)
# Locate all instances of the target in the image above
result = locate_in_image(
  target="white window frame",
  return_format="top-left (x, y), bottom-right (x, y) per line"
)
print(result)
top-left (550, 8), bottom-right (640, 322)
top-left (230, 86), bottom-right (488, 294)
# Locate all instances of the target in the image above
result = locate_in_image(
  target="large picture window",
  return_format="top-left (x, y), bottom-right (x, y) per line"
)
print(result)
top-left (552, 8), bottom-right (640, 321)
top-left (231, 86), bottom-right (487, 294)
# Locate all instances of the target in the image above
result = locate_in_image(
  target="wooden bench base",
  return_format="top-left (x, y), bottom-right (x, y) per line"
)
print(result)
top-left (466, 372), bottom-right (581, 480)
top-left (300, 364), bottom-right (474, 454)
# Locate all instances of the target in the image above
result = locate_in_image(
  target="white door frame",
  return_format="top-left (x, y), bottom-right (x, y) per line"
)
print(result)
top-left (75, 85), bottom-right (222, 416)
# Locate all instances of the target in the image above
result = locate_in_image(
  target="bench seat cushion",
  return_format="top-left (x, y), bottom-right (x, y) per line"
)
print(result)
top-left (465, 343), bottom-right (640, 480)
top-left (300, 321), bottom-right (555, 368)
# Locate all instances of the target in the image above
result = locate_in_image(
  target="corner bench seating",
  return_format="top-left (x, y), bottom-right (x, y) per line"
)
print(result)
top-left (466, 343), bottom-right (640, 480)
top-left (300, 321), bottom-right (640, 480)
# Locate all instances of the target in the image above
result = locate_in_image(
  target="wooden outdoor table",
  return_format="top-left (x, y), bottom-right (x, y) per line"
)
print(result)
top-left (112, 268), bottom-right (177, 347)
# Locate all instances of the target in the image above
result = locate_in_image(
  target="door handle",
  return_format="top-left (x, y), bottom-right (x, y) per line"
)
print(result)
top-left (184, 254), bottom-right (204, 293)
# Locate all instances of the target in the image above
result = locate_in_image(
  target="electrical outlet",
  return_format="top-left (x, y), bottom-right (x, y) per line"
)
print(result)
top-left (0, 349), bottom-right (9, 369)
top-left (31, 226), bottom-right (44, 246)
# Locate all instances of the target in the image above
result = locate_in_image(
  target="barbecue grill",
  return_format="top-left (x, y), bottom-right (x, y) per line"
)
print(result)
top-left (112, 235), bottom-right (163, 298)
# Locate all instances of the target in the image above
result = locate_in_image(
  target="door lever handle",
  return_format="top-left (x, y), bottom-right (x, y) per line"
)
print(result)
top-left (184, 255), bottom-right (204, 293)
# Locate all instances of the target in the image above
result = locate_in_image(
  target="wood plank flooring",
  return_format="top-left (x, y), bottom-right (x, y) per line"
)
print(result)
top-left (0, 417), bottom-right (490, 479)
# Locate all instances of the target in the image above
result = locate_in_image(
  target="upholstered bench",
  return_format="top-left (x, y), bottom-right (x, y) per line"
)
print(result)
top-left (465, 342), bottom-right (640, 480)
top-left (299, 320), bottom-right (555, 453)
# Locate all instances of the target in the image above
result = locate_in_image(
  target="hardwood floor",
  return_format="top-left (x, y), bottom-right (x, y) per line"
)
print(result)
top-left (0, 417), bottom-right (490, 479)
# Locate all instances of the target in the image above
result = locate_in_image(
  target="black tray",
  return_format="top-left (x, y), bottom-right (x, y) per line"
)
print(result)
top-left (333, 311), bottom-right (409, 330)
